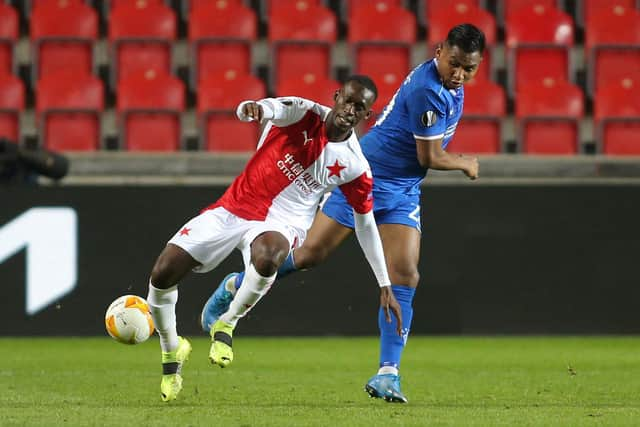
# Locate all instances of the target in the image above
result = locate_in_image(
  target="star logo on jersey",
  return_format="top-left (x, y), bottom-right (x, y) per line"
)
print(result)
top-left (179, 227), bottom-right (191, 236)
top-left (327, 160), bottom-right (346, 178)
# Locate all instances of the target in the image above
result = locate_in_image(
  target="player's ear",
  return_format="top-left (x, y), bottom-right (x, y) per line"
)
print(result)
top-left (435, 43), bottom-right (443, 58)
top-left (334, 90), bottom-right (340, 101)
top-left (364, 109), bottom-right (372, 120)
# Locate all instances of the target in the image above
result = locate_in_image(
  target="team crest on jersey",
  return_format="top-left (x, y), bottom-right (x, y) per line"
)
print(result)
top-left (421, 111), bottom-right (437, 127)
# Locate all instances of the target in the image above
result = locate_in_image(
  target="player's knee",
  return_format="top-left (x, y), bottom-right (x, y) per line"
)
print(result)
top-left (252, 256), bottom-right (281, 277)
top-left (150, 256), bottom-right (174, 289)
top-left (389, 264), bottom-right (420, 288)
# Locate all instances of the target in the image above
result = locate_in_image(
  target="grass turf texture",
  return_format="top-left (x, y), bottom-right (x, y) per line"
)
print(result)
top-left (1, 337), bottom-right (639, 426)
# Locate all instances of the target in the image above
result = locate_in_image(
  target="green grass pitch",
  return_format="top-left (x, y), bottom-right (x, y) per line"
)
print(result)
top-left (1, 336), bottom-right (639, 426)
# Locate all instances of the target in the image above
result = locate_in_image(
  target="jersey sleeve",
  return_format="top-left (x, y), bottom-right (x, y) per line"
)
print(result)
top-left (237, 97), bottom-right (313, 127)
top-left (407, 86), bottom-right (448, 141)
top-left (338, 170), bottom-right (373, 214)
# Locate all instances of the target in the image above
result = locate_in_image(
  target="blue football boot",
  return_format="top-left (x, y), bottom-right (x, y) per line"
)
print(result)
top-left (200, 272), bottom-right (238, 333)
top-left (364, 374), bottom-right (408, 403)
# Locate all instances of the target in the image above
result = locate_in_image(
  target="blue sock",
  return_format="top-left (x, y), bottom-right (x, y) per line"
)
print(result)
top-left (378, 285), bottom-right (415, 370)
top-left (234, 252), bottom-right (297, 290)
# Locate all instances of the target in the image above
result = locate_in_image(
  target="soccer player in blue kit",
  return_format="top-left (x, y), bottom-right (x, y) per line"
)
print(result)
top-left (202, 23), bottom-right (484, 403)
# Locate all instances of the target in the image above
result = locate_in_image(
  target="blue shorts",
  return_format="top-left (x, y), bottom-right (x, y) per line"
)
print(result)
top-left (321, 188), bottom-right (421, 232)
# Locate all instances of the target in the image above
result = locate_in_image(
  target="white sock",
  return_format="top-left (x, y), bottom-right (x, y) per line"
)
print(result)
top-left (147, 283), bottom-right (179, 353)
top-left (220, 264), bottom-right (275, 327)
top-left (378, 366), bottom-right (399, 376)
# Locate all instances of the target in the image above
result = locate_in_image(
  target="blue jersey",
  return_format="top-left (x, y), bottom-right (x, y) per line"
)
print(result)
top-left (361, 59), bottom-right (464, 194)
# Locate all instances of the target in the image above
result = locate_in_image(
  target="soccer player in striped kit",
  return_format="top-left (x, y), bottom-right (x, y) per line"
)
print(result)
top-left (203, 24), bottom-right (484, 403)
top-left (146, 75), bottom-right (402, 402)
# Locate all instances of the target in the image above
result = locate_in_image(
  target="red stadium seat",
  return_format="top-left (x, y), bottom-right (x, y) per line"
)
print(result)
top-left (0, 3), bottom-right (18, 76)
top-left (117, 70), bottom-right (184, 151)
top-left (499, 0), bottom-right (557, 22)
top-left (594, 77), bottom-right (640, 155)
top-left (349, 3), bottom-right (415, 78)
top-left (31, 0), bottom-right (85, 10)
top-left (510, 45), bottom-right (570, 95)
top-left (506, 3), bottom-right (574, 95)
top-left (423, 0), bottom-right (479, 26)
top-left (109, 1), bottom-right (176, 86)
top-left (342, 0), bottom-right (406, 22)
top-left (108, 0), bottom-right (164, 9)
top-left (265, 0), bottom-right (323, 20)
top-left (30, 1), bottom-right (98, 81)
top-left (198, 71), bottom-right (266, 152)
top-left (447, 77), bottom-right (505, 154)
top-left (36, 71), bottom-right (103, 151)
top-left (584, 6), bottom-right (640, 95)
top-left (269, 2), bottom-right (337, 92)
top-left (515, 78), bottom-right (584, 154)
top-left (188, 1), bottom-right (257, 88)
top-left (181, 0), bottom-right (245, 23)
top-left (361, 71), bottom-right (402, 132)
top-left (277, 74), bottom-right (340, 107)
top-left (427, 4), bottom-right (496, 81)
top-left (0, 74), bottom-right (24, 142)
top-left (580, 0), bottom-right (636, 27)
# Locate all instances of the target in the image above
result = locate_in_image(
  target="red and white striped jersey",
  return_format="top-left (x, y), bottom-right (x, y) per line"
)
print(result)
top-left (207, 97), bottom-right (373, 231)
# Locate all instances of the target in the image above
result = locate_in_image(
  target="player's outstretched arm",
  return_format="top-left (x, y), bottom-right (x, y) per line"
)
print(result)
top-left (416, 137), bottom-right (479, 179)
top-left (353, 211), bottom-right (403, 335)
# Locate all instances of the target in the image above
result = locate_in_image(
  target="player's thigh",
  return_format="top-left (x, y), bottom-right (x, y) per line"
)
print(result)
top-left (378, 223), bottom-right (421, 286)
top-left (296, 211), bottom-right (352, 268)
top-left (168, 208), bottom-right (244, 274)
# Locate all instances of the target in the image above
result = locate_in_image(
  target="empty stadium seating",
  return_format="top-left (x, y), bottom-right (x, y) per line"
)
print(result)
top-left (277, 74), bottom-right (340, 107)
top-left (198, 71), bottom-right (265, 152)
top-left (516, 78), bottom-right (584, 154)
top-left (505, 3), bottom-right (574, 95)
top-left (499, 0), bottom-right (558, 22)
top-left (595, 77), bottom-right (640, 155)
top-left (349, 3), bottom-right (415, 79)
top-left (188, 0), bottom-right (257, 88)
top-left (423, 0), bottom-right (480, 26)
top-left (584, 5), bottom-right (640, 96)
top-left (0, 3), bottom-right (18, 76)
top-left (30, 1), bottom-right (98, 81)
top-left (579, 0), bottom-right (637, 27)
top-left (117, 70), bottom-right (184, 151)
top-left (343, 0), bottom-right (406, 23)
top-left (36, 71), bottom-right (103, 151)
top-left (447, 77), bottom-right (506, 154)
top-left (268, 2), bottom-right (336, 92)
top-left (109, 1), bottom-right (176, 86)
top-left (0, 73), bottom-right (24, 143)
top-left (0, 0), bottom-right (635, 157)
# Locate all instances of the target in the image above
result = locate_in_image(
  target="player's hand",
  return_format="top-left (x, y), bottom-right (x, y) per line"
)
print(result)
top-left (380, 286), bottom-right (403, 336)
top-left (464, 156), bottom-right (479, 180)
top-left (242, 102), bottom-right (264, 122)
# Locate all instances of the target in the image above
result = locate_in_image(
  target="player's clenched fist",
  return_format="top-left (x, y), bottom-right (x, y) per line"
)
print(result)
top-left (242, 102), bottom-right (264, 122)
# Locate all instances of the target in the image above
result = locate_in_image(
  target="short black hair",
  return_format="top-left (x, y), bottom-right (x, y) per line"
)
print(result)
top-left (445, 23), bottom-right (486, 54)
top-left (344, 75), bottom-right (378, 101)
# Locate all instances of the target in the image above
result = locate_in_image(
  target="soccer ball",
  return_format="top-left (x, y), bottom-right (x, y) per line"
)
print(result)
top-left (105, 295), bottom-right (155, 345)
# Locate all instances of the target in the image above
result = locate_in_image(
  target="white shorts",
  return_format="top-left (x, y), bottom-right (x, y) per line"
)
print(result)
top-left (167, 207), bottom-right (306, 273)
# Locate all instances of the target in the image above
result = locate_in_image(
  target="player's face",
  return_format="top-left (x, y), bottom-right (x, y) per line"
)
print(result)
top-left (436, 44), bottom-right (483, 90)
top-left (332, 82), bottom-right (375, 131)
